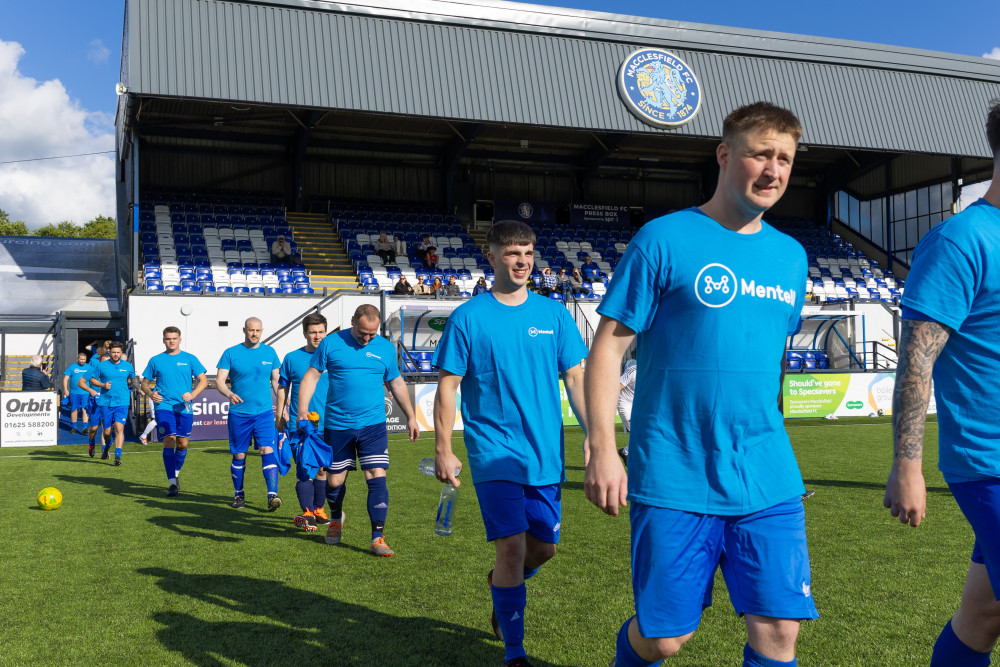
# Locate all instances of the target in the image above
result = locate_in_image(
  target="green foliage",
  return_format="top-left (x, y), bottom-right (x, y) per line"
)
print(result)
top-left (0, 208), bottom-right (30, 236)
top-left (80, 215), bottom-right (117, 238)
top-left (0, 212), bottom-right (116, 238)
top-left (0, 421), bottom-right (989, 665)
top-left (32, 221), bottom-right (83, 237)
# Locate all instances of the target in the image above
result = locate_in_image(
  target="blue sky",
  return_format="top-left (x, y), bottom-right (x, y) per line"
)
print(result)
top-left (0, 0), bottom-right (996, 226)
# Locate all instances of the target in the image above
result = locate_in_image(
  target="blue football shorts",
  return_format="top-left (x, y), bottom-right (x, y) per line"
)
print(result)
top-left (156, 408), bottom-right (193, 439)
top-left (949, 478), bottom-right (1000, 599)
top-left (103, 405), bottom-right (129, 427)
top-left (474, 480), bottom-right (562, 543)
top-left (69, 394), bottom-right (89, 411)
top-left (631, 496), bottom-right (818, 638)
top-left (89, 404), bottom-right (104, 429)
top-left (228, 411), bottom-right (276, 454)
top-left (324, 422), bottom-right (389, 473)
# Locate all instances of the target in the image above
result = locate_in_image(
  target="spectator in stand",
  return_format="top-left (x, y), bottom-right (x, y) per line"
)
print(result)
top-left (394, 275), bottom-right (414, 295)
top-left (472, 277), bottom-right (489, 296)
top-left (271, 236), bottom-right (293, 265)
top-left (430, 276), bottom-right (444, 295)
top-left (424, 247), bottom-right (439, 270)
top-left (581, 255), bottom-right (601, 281)
top-left (22, 355), bottom-right (52, 391)
top-left (375, 233), bottom-right (396, 265)
top-left (414, 279), bottom-right (434, 296)
top-left (392, 234), bottom-right (406, 260)
top-left (539, 267), bottom-right (557, 296)
top-left (556, 268), bottom-right (574, 294)
top-left (569, 268), bottom-right (588, 296)
top-left (416, 235), bottom-right (432, 261)
top-left (439, 275), bottom-right (461, 298)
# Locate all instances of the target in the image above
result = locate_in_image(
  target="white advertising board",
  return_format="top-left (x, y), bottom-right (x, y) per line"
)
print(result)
top-left (1, 391), bottom-right (59, 447)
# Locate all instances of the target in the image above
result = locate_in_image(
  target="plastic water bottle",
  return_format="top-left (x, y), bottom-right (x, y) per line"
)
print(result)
top-left (183, 400), bottom-right (193, 414)
top-left (435, 484), bottom-right (458, 537)
top-left (418, 457), bottom-right (460, 477)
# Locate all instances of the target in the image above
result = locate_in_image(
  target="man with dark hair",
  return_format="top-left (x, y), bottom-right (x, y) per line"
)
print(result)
top-left (216, 317), bottom-right (282, 510)
top-left (585, 101), bottom-right (813, 667)
top-left (63, 352), bottom-right (93, 434)
top-left (580, 255), bottom-right (601, 282)
top-left (884, 99), bottom-right (1000, 667)
top-left (277, 312), bottom-right (332, 531)
top-left (90, 342), bottom-right (137, 466)
top-left (79, 350), bottom-right (109, 456)
top-left (433, 219), bottom-right (588, 667)
top-left (439, 275), bottom-right (461, 298)
top-left (141, 326), bottom-right (209, 496)
top-left (297, 304), bottom-right (419, 557)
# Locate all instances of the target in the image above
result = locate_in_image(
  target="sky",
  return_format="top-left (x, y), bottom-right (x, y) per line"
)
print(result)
top-left (0, 0), bottom-right (997, 228)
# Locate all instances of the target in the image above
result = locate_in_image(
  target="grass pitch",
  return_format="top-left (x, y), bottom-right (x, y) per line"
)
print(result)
top-left (0, 418), bottom-right (984, 666)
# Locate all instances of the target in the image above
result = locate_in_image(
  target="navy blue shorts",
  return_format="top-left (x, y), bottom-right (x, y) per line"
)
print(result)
top-left (69, 394), bottom-right (89, 411)
top-left (325, 422), bottom-right (389, 473)
top-left (949, 478), bottom-right (1000, 600)
top-left (631, 497), bottom-right (818, 638)
top-left (474, 480), bottom-right (561, 543)
top-left (156, 409), bottom-right (193, 439)
top-left (228, 411), bottom-right (276, 454)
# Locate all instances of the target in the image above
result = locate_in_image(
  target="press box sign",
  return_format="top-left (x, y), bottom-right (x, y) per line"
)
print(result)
top-left (1, 391), bottom-right (59, 447)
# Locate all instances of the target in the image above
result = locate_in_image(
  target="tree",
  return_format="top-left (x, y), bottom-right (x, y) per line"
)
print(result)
top-left (0, 209), bottom-right (30, 236)
top-left (80, 215), bottom-right (116, 238)
top-left (33, 221), bottom-right (82, 237)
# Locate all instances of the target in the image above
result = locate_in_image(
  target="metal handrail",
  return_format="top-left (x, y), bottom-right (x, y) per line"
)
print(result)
top-left (563, 290), bottom-right (596, 348)
top-left (261, 289), bottom-right (343, 347)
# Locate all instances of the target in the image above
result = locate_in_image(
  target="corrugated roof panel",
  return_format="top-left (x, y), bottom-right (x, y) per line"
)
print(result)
top-left (127, 0), bottom-right (1000, 157)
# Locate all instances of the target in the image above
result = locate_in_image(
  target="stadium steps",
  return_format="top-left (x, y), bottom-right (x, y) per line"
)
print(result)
top-left (468, 229), bottom-right (487, 252)
top-left (286, 213), bottom-right (359, 291)
top-left (2, 354), bottom-right (54, 391)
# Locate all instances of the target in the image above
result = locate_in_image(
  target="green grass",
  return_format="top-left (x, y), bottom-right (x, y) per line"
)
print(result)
top-left (0, 418), bottom-right (984, 665)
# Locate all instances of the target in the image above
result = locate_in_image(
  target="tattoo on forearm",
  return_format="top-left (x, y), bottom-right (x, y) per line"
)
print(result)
top-left (892, 319), bottom-right (951, 461)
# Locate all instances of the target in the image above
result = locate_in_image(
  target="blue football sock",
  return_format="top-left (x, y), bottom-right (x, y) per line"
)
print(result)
top-left (295, 479), bottom-right (313, 512)
top-left (366, 476), bottom-right (388, 539)
top-left (931, 620), bottom-right (991, 666)
top-left (261, 452), bottom-right (279, 496)
top-left (313, 478), bottom-right (327, 511)
top-left (615, 617), bottom-right (660, 667)
top-left (174, 447), bottom-right (188, 475)
top-left (491, 582), bottom-right (527, 662)
top-left (114, 447), bottom-right (122, 458)
top-left (71, 420), bottom-right (78, 431)
top-left (523, 567), bottom-right (539, 581)
top-left (326, 482), bottom-right (346, 516)
top-left (163, 447), bottom-right (177, 482)
top-left (743, 643), bottom-right (796, 667)
top-left (231, 456), bottom-right (245, 494)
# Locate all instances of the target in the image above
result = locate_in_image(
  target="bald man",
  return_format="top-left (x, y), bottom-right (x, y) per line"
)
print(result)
top-left (216, 317), bottom-right (282, 510)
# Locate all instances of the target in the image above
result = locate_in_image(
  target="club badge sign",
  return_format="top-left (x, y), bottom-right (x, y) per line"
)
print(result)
top-left (618, 48), bottom-right (702, 128)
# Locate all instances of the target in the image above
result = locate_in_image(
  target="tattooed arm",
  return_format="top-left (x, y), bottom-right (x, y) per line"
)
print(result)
top-left (883, 318), bottom-right (952, 527)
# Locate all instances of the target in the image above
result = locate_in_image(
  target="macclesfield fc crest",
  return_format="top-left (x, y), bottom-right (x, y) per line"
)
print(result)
top-left (618, 48), bottom-right (701, 128)
top-left (517, 202), bottom-right (534, 220)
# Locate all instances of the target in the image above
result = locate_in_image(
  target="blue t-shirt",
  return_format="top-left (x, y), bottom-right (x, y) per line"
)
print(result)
top-left (64, 363), bottom-right (93, 395)
top-left (598, 208), bottom-right (807, 515)
top-left (93, 359), bottom-right (137, 407)
top-left (280, 347), bottom-right (329, 431)
top-left (310, 329), bottom-right (400, 430)
top-left (217, 343), bottom-right (280, 416)
top-left (433, 291), bottom-right (588, 486)
top-left (900, 198), bottom-right (1000, 480)
top-left (142, 351), bottom-right (208, 412)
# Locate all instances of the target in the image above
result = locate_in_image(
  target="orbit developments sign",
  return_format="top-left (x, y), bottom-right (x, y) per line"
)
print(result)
top-left (1, 391), bottom-right (59, 447)
top-left (618, 48), bottom-right (701, 128)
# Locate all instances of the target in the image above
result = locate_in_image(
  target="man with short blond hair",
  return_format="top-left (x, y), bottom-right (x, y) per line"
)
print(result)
top-left (586, 102), bottom-right (814, 667)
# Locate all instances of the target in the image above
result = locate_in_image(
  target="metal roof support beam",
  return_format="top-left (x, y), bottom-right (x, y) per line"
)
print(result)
top-left (951, 157), bottom-right (963, 213)
top-left (577, 133), bottom-right (628, 201)
top-left (442, 123), bottom-right (484, 212)
top-left (293, 110), bottom-right (324, 212)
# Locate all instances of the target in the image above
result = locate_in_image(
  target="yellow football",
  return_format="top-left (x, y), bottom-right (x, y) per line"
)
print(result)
top-left (37, 487), bottom-right (62, 511)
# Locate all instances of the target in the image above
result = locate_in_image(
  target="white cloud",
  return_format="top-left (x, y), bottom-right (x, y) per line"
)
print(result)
top-left (984, 47), bottom-right (1000, 60)
top-left (0, 39), bottom-right (115, 228)
top-left (87, 39), bottom-right (110, 65)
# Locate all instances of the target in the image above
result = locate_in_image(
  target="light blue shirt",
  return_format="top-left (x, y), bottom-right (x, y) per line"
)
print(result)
top-left (901, 199), bottom-right (1000, 481)
top-left (433, 291), bottom-right (588, 486)
top-left (143, 351), bottom-right (207, 412)
top-left (64, 363), bottom-right (93, 396)
top-left (280, 347), bottom-right (329, 432)
top-left (310, 329), bottom-right (400, 430)
top-left (217, 343), bottom-right (280, 416)
top-left (93, 359), bottom-right (137, 407)
top-left (598, 208), bottom-right (807, 515)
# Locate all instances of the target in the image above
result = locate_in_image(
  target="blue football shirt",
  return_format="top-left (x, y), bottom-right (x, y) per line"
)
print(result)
top-left (598, 208), bottom-right (807, 515)
top-left (433, 291), bottom-right (588, 486)
top-left (901, 199), bottom-right (1000, 480)
top-left (64, 363), bottom-right (93, 396)
top-left (143, 351), bottom-right (208, 412)
top-left (310, 329), bottom-right (400, 430)
top-left (93, 359), bottom-right (137, 407)
top-left (217, 343), bottom-right (280, 416)
top-left (280, 347), bottom-right (329, 431)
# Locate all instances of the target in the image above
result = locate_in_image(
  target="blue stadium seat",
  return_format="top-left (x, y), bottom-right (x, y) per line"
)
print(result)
top-left (234, 286), bottom-right (250, 293)
top-left (250, 287), bottom-right (265, 293)
top-left (296, 287), bottom-right (315, 294)
top-left (216, 286), bottom-right (233, 293)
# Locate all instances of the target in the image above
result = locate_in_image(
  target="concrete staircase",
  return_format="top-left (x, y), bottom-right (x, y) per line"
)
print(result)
top-left (286, 213), bottom-right (358, 292)
top-left (3, 354), bottom-right (54, 391)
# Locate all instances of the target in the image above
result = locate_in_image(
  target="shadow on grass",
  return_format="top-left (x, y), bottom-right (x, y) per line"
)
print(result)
top-left (139, 568), bottom-right (572, 666)
top-left (802, 478), bottom-right (951, 494)
top-left (53, 473), bottom-right (298, 543)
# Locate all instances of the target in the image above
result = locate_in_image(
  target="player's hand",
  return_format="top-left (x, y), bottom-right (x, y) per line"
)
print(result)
top-left (585, 445), bottom-right (628, 516)
top-left (296, 418), bottom-right (316, 436)
top-left (229, 393), bottom-right (243, 404)
top-left (150, 391), bottom-right (164, 403)
top-left (884, 461), bottom-right (926, 527)
top-left (275, 416), bottom-right (286, 433)
top-left (435, 451), bottom-right (462, 488)
top-left (181, 392), bottom-right (193, 402)
top-left (406, 417), bottom-right (419, 442)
